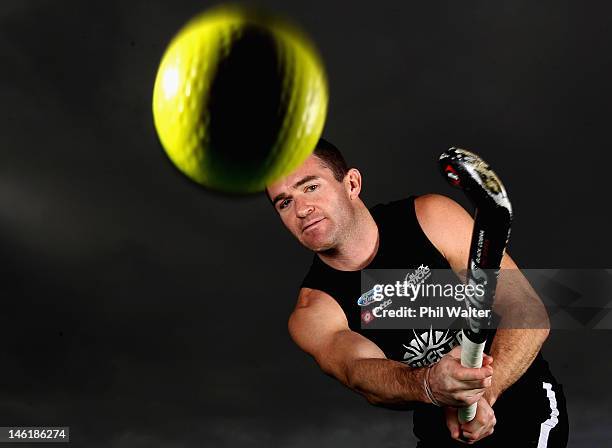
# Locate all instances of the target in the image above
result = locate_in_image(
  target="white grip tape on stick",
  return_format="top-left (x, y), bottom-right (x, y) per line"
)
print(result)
top-left (458, 331), bottom-right (485, 424)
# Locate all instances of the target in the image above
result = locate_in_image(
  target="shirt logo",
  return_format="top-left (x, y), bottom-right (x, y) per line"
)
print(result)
top-left (357, 288), bottom-right (378, 306)
top-left (402, 328), bottom-right (462, 367)
top-left (404, 264), bottom-right (431, 286)
top-left (361, 310), bottom-right (374, 324)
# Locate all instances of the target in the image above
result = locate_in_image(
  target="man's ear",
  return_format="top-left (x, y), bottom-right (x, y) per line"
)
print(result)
top-left (344, 168), bottom-right (362, 199)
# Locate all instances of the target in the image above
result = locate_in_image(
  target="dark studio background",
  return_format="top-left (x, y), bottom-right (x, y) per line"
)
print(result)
top-left (1, 1), bottom-right (610, 447)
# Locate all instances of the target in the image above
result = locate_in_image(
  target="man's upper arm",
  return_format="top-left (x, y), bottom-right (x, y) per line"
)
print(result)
top-left (414, 193), bottom-right (473, 272)
top-left (414, 193), bottom-right (548, 322)
top-left (289, 287), bottom-right (386, 382)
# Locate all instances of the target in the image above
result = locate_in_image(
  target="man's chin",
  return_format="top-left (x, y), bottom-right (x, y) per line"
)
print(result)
top-left (301, 235), bottom-right (334, 253)
top-left (312, 243), bottom-right (336, 254)
top-left (299, 220), bottom-right (338, 252)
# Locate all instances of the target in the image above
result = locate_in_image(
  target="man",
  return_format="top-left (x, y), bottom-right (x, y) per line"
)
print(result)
top-left (266, 139), bottom-right (568, 447)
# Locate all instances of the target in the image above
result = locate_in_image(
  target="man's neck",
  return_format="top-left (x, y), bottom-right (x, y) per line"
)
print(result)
top-left (317, 207), bottom-right (379, 271)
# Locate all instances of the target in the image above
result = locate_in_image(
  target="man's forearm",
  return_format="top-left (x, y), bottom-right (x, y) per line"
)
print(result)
top-left (343, 358), bottom-right (429, 407)
top-left (485, 266), bottom-right (551, 405)
top-left (486, 327), bottom-right (549, 405)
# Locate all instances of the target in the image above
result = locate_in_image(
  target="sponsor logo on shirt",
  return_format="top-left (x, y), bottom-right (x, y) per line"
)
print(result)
top-left (357, 288), bottom-right (378, 307)
top-left (404, 264), bottom-right (431, 286)
top-left (361, 310), bottom-right (374, 324)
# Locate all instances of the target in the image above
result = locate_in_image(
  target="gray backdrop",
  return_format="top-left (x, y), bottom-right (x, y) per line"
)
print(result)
top-left (1, 1), bottom-right (610, 446)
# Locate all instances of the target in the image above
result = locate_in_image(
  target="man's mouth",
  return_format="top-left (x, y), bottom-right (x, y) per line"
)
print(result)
top-left (302, 217), bottom-right (325, 233)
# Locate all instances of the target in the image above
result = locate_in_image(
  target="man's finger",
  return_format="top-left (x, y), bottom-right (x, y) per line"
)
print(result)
top-left (444, 407), bottom-right (463, 441)
top-left (449, 419), bottom-right (461, 438)
top-left (460, 399), bottom-right (496, 443)
top-left (481, 354), bottom-right (494, 366)
top-left (454, 390), bottom-right (484, 407)
top-left (455, 365), bottom-right (493, 381)
top-left (458, 376), bottom-right (492, 389)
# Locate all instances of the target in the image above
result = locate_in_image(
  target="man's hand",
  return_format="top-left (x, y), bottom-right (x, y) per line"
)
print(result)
top-left (445, 398), bottom-right (497, 444)
top-left (428, 346), bottom-right (494, 407)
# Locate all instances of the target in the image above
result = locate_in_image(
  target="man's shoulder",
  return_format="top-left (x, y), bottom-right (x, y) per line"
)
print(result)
top-left (369, 195), bottom-right (416, 215)
top-left (369, 193), bottom-right (461, 221)
top-left (413, 193), bottom-right (465, 217)
top-left (369, 194), bottom-right (460, 235)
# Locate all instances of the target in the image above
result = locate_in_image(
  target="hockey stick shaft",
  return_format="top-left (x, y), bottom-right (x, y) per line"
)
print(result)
top-left (438, 148), bottom-right (512, 423)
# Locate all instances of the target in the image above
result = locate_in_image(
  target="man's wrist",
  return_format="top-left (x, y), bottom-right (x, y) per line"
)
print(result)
top-left (421, 365), bottom-right (441, 406)
top-left (418, 367), bottom-right (431, 404)
top-left (484, 386), bottom-right (500, 407)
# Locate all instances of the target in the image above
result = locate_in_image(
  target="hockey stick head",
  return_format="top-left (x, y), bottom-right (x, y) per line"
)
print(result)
top-left (439, 147), bottom-right (513, 217)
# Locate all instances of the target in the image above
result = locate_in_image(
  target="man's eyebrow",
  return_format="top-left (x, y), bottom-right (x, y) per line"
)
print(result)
top-left (293, 175), bottom-right (319, 189)
top-left (271, 175), bottom-right (320, 206)
top-left (271, 192), bottom-right (287, 206)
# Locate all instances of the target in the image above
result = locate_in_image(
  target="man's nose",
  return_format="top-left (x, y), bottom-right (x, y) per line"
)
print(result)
top-left (295, 198), bottom-right (314, 218)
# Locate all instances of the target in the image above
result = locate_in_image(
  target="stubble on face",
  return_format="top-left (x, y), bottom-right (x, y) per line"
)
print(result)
top-left (306, 193), bottom-right (355, 255)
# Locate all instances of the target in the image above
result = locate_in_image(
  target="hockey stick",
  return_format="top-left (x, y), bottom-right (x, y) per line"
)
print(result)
top-left (438, 148), bottom-right (513, 423)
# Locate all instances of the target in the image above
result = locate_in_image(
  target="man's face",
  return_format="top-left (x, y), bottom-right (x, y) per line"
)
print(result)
top-left (266, 154), bottom-right (354, 252)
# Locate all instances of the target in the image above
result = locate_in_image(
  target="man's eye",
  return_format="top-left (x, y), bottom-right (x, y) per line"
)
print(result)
top-left (279, 198), bottom-right (292, 210)
top-left (305, 184), bottom-right (318, 192)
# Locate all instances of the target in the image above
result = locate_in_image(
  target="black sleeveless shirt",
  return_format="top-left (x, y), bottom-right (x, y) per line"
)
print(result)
top-left (301, 196), bottom-right (463, 366)
top-left (300, 196), bottom-right (558, 444)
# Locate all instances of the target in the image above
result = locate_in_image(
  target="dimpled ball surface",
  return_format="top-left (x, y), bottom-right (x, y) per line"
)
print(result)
top-left (152, 5), bottom-right (328, 194)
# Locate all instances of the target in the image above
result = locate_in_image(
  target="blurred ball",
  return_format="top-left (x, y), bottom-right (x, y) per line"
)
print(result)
top-left (152, 5), bottom-right (328, 194)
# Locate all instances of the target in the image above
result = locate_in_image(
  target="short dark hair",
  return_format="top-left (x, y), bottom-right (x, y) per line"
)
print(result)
top-left (265, 137), bottom-right (348, 204)
top-left (312, 138), bottom-right (348, 182)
